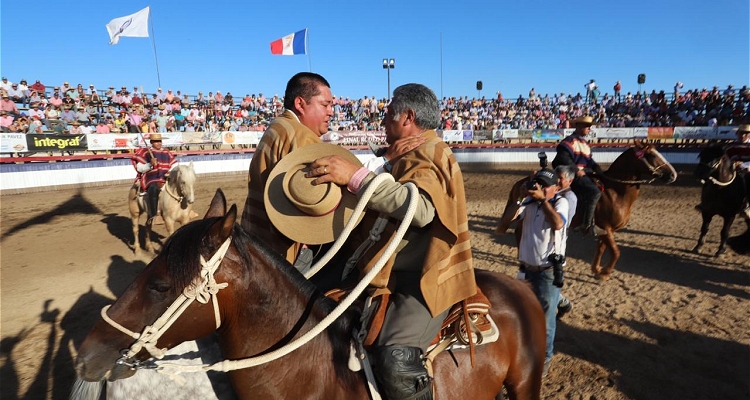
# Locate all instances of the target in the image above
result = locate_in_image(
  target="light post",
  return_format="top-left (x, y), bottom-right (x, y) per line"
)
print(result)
top-left (382, 58), bottom-right (395, 99)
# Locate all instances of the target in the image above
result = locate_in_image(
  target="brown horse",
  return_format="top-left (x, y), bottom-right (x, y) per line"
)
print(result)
top-left (693, 144), bottom-right (747, 256)
top-left (496, 140), bottom-right (677, 280)
top-left (75, 189), bottom-right (546, 400)
top-left (128, 162), bottom-right (196, 255)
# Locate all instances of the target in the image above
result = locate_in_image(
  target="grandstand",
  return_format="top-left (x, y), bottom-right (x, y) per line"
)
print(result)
top-left (0, 78), bottom-right (748, 159)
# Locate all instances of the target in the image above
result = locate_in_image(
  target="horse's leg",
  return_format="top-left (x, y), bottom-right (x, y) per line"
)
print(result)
top-left (131, 214), bottom-right (141, 256)
top-left (598, 231), bottom-right (620, 280)
top-left (496, 178), bottom-right (527, 235)
top-left (590, 236), bottom-right (606, 275)
top-left (144, 216), bottom-right (154, 253)
top-left (129, 187), bottom-right (142, 256)
top-left (692, 212), bottom-right (712, 254)
top-left (715, 215), bottom-right (737, 257)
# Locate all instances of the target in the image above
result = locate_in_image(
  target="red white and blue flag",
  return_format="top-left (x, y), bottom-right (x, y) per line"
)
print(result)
top-left (270, 29), bottom-right (307, 55)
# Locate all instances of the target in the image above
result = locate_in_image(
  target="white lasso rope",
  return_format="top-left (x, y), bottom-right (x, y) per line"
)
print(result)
top-left (155, 175), bottom-right (419, 377)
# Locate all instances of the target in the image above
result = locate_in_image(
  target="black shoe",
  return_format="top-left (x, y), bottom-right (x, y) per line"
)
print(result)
top-left (557, 298), bottom-right (572, 319)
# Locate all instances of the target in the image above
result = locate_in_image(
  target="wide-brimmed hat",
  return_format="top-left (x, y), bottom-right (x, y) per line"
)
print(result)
top-left (149, 133), bottom-right (163, 141)
top-left (737, 124), bottom-right (750, 134)
top-left (265, 143), bottom-right (364, 245)
top-left (571, 116), bottom-right (595, 126)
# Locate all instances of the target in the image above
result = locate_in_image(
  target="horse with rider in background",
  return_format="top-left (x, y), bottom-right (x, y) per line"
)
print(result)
top-left (496, 140), bottom-right (677, 280)
top-left (128, 159), bottom-right (196, 255)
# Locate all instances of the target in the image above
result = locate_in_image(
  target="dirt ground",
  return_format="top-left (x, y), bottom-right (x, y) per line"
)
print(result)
top-left (1, 164), bottom-right (748, 400)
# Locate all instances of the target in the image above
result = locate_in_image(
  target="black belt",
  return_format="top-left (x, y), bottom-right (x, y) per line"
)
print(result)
top-left (520, 263), bottom-right (552, 273)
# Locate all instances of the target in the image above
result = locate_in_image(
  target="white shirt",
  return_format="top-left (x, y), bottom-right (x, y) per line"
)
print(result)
top-left (517, 195), bottom-right (569, 267)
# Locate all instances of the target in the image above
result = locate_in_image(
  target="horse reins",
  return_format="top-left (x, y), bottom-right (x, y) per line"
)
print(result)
top-left (99, 174), bottom-right (419, 382)
top-left (100, 237), bottom-right (232, 368)
top-left (162, 176), bottom-right (184, 203)
top-left (599, 148), bottom-right (670, 185)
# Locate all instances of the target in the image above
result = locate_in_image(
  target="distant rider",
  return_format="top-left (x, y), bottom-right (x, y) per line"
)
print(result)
top-left (552, 116), bottom-right (604, 234)
top-left (132, 133), bottom-right (175, 222)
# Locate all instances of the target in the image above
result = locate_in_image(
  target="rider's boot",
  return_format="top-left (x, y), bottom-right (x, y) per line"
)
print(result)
top-left (147, 184), bottom-right (160, 223)
top-left (373, 346), bottom-right (433, 400)
top-left (579, 191), bottom-right (601, 235)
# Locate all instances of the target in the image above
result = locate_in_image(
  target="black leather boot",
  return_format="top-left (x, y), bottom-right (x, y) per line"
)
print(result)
top-left (147, 184), bottom-right (160, 220)
top-left (373, 346), bottom-right (433, 400)
top-left (579, 191), bottom-right (601, 234)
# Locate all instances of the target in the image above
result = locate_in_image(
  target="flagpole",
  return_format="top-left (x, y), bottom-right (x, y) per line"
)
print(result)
top-left (148, 8), bottom-right (162, 88)
top-left (306, 28), bottom-right (312, 72)
top-left (440, 32), bottom-right (443, 100)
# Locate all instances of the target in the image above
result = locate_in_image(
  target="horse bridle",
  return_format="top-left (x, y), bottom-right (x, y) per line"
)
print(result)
top-left (100, 237), bottom-right (232, 369)
top-left (601, 147), bottom-right (669, 184)
top-left (699, 156), bottom-right (737, 187)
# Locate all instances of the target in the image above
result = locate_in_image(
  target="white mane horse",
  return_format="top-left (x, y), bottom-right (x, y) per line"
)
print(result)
top-left (128, 162), bottom-right (196, 255)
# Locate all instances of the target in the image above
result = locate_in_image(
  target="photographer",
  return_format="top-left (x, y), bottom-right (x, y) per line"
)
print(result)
top-left (514, 168), bottom-right (569, 377)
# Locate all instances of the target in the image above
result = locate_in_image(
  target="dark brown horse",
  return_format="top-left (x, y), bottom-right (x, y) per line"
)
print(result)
top-left (74, 189), bottom-right (546, 400)
top-left (693, 144), bottom-right (747, 256)
top-left (496, 140), bottom-right (677, 280)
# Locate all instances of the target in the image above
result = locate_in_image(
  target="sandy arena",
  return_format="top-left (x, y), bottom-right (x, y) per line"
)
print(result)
top-left (1, 164), bottom-right (748, 400)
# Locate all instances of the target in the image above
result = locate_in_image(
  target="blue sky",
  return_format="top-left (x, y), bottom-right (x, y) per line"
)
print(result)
top-left (1, 0), bottom-right (748, 101)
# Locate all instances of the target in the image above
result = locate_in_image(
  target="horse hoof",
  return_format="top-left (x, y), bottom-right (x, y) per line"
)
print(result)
top-left (595, 272), bottom-right (612, 281)
top-left (691, 246), bottom-right (701, 254)
top-left (714, 249), bottom-right (725, 257)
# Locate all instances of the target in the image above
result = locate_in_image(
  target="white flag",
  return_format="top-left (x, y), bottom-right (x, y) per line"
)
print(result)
top-left (106, 6), bottom-right (150, 45)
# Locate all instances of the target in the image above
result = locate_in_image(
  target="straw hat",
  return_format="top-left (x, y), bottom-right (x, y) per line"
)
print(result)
top-left (149, 133), bottom-right (163, 141)
top-left (264, 143), bottom-right (364, 244)
top-left (737, 124), bottom-right (750, 134)
top-left (571, 116), bottom-right (595, 126)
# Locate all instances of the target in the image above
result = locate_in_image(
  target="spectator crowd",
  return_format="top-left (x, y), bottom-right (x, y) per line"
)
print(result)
top-left (0, 76), bottom-right (747, 136)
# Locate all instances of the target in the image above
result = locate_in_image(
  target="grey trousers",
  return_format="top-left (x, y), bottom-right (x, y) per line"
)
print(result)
top-left (374, 272), bottom-right (450, 352)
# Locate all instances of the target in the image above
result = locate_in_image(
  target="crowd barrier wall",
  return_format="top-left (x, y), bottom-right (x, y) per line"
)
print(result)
top-left (0, 126), bottom-right (740, 154)
top-left (0, 146), bottom-right (702, 194)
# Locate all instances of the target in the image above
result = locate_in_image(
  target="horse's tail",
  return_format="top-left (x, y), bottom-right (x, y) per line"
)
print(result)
top-left (69, 377), bottom-right (104, 400)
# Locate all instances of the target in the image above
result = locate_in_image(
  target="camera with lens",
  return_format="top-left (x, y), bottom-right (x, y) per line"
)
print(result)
top-left (547, 253), bottom-right (565, 288)
top-left (526, 180), bottom-right (538, 190)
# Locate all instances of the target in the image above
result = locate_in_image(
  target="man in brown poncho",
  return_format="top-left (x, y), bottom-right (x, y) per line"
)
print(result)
top-left (307, 83), bottom-right (477, 400)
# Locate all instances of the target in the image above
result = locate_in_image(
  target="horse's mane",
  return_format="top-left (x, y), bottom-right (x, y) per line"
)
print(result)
top-left (160, 217), bottom-right (360, 388)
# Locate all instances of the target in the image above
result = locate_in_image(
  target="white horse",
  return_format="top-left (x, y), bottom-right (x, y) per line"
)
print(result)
top-left (128, 162), bottom-right (197, 255)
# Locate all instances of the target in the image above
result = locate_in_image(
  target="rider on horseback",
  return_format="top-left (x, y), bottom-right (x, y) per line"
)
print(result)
top-left (726, 124), bottom-right (750, 220)
top-left (132, 133), bottom-right (175, 222)
top-left (552, 116), bottom-right (604, 234)
top-left (305, 84), bottom-right (478, 400)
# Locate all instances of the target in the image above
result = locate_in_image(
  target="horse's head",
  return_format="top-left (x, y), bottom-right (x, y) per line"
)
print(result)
top-left (176, 161), bottom-right (196, 204)
top-left (631, 139), bottom-right (678, 183)
top-left (695, 144), bottom-right (726, 182)
top-left (75, 190), bottom-right (236, 383)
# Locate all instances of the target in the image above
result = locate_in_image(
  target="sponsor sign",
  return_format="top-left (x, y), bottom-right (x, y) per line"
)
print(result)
top-left (26, 134), bottom-right (88, 151)
top-left (1, 133), bottom-right (29, 153)
top-left (183, 131), bottom-right (222, 145)
top-left (647, 127), bottom-right (674, 140)
top-left (673, 127), bottom-right (717, 139)
top-left (442, 130), bottom-right (464, 142)
top-left (531, 129), bottom-right (564, 141)
top-left (223, 131), bottom-right (262, 146)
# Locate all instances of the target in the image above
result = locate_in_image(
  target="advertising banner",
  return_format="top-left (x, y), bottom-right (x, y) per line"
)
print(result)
top-left (531, 129), bottom-right (564, 141)
top-left (473, 130), bottom-right (493, 141)
top-left (26, 134), bottom-right (88, 151)
top-left (1, 133), bottom-right (29, 153)
top-left (442, 130), bottom-right (464, 142)
top-left (223, 131), bottom-right (262, 146)
top-left (182, 131), bottom-right (222, 145)
top-left (673, 127), bottom-right (717, 139)
top-left (647, 127), bottom-right (674, 140)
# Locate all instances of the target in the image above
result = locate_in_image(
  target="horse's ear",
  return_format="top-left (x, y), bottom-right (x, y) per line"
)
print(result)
top-left (207, 204), bottom-right (236, 247)
top-left (189, 160), bottom-right (194, 170)
top-left (633, 138), bottom-right (643, 147)
top-left (204, 189), bottom-right (227, 219)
